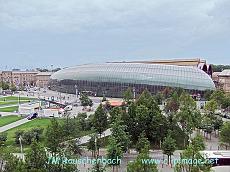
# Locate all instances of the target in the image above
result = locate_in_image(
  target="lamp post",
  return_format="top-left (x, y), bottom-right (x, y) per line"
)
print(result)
top-left (75, 85), bottom-right (78, 98)
top-left (133, 87), bottom-right (136, 100)
top-left (19, 135), bottom-right (23, 160)
top-left (159, 124), bottom-right (163, 148)
top-left (18, 92), bottom-right (20, 116)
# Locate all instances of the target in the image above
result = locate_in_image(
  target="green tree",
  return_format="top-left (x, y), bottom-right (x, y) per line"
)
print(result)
top-left (25, 141), bottom-right (47, 172)
top-left (127, 151), bottom-right (158, 172)
top-left (45, 118), bottom-right (63, 153)
top-left (87, 134), bottom-right (99, 157)
top-left (210, 90), bottom-right (225, 107)
top-left (164, 92), bottom-right (180, 113)
top-left (123, 102), bottom-right (137, 142)
top-left (136, 89), bottom-right (154, 109)
top-left (79, 93), bottom-right (93, 109)
top-left (220, 122), bottom-right (230, 148)
top-left (205, 99), bottom-right (218, 114)
top-left (204, 90), bottom-right (214, 101)
top-left (109, 107), bottom-right (122, 124)
top-left (3, 153), bottom-right (26, 172)
top-left (0, 82), bottom-right (9, 90)
top-left (62, 114), bottom-right (80, 139)
top-left (0, 133), bottom-right (7, 146)
top-left (135, 132), bottom-right (150, 153)
top-left (162, 131), bottom-right (176, 165)
top-left (123, 87), bottom-right (133, 103)
top-left (92, 104), bottom-right (108, 137)
top-left (111, 115), bottom-right (130, 152)
top-left (175, 136), bottom-right (211, 172)
top-left (177, 92), bottom-right (199, 145)
top-left (106, 136), bottom-right (123, 172)
top-left (222, 95), bottom-right (230, 109)
top-left (191, 135), bottom-right (205, 151)
top-left (10, 84), bottom-right (17, 92)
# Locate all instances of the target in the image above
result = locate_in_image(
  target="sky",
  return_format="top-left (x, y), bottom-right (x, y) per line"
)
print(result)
top-left (0, 0), bottom-right (230, 70)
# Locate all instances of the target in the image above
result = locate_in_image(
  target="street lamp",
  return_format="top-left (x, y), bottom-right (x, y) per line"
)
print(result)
top-left (133, 87), bottom-right (136, 100)
top-left (159, 124), bottom-right (163, 148)
top-left (18, 92), bottom-right (20, 116)
top-left (19, 135), bottom-right (23, 160)
top-left (75, 85), bottom-right (78, 98)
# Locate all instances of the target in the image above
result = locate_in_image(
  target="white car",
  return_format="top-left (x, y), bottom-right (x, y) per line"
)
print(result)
top-left (64, 105), bottom-right (73, 111)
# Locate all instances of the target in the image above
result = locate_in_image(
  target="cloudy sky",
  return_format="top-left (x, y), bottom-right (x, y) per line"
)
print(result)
top-left (0, 0), bottom-right (229, 70)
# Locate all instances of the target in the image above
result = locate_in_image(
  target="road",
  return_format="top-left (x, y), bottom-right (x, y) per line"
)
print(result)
top-left (0, 118), bottom-right (30, 133)
top-left (78, 128), bottom-right (111, 145)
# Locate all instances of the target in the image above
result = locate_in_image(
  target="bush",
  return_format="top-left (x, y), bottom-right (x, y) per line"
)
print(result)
top-left (14, 128), bottom-right (44, 145)
top-left (0, 133), bottom-right (7, 145)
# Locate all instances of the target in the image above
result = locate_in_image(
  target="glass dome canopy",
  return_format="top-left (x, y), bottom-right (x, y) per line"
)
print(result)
top-left (50, 63), bottom-right (215, 91)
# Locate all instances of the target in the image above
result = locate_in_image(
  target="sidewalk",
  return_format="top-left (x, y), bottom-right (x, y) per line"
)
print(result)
top-left (0, 118), bottom-right (30, 133)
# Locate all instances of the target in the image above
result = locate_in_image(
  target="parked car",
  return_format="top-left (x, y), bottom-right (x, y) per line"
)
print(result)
top-left (27, 113), bottom-right (38, 120)
top-left (64, 105), bottom-right (73, 111)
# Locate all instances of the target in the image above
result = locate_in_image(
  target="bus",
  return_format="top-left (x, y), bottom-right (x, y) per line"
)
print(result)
top-left (200, 151), bottom-right (230, 166)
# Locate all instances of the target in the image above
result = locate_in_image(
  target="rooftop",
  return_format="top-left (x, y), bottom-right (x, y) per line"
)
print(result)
top-left (218, 69), bottom-right (230, 76)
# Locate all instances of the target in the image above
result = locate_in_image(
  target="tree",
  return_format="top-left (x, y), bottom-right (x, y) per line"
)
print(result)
top-left (79, 93), bottom-right (93, 109)
top-left (10, 84), bottom-right (17, 92)
top-left (201, 116), bottom-right (214, 140)
top-left (222, 95), bottom-right (230, 109)
top-left (62, 114), bottom-right (79, 139)
top-left (135, 132), bottom-right (150, 153)
top-left (164, 92), bottom-right (179, 113)
top-left (87, 134), bottom-right (100, 157)
top-left (191, 135), bottom-right (205, 151)
top-left (136, 89), bottom-right (154, 109)
top-left (45, 118), bottom-right (63, 153)
top-left (92, 104), bottom-right (108, 137)
top-left (154, 92), bottom-right (163, 105)
top-left (76, 112), bottom-right (88, 131)
top-left (3, 153), bottom-right (26, 172)
top-left (123, 102), bottom-right (137, 142)
top-left (0, 82), bottom-right (9, 90)
top-left (111, 115), bottom-right (130, 152)
top-left (162, 87), bottom-right (173, 99)
top-left (174, 136), bottom-right (211, 172)
top-left (127, 150), bottom-right (158, 172)
top-left (106, 136), bottom-right (123, 172)
top-left (25, 141), bottom-right (47, 172)
top-left (15, 130), bottom-right (24, 144)
top-left (161, 131), bottom-right (176, 165)
top-left (205, 99), bottom-right (218, 115)
top-left (220, 122), bottom-right (230, 148)
top-left (210, 90), bottom-right (225, 107)
top-left (0, 133), bottom-right (7, 146)
top-left (123, 87), bottom-right (133, 103)
top-left (204, 90), bottom-right (214, 101)
top-left (91, 163), bottom-right (105, 172)
top-left (176, 92), bottom-right (199, 145)
top-left (109, 107), bottom-right (122, 124)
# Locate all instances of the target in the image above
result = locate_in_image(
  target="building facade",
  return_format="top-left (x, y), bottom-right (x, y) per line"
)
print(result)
top-left (0, 71), bottom-right (52, 88)
top-left (216, 70), bottom-right (230, 93)
top-left (49, 63), bottom-right (215, 98)
top-left (36, 72), bottom-right (53, 88)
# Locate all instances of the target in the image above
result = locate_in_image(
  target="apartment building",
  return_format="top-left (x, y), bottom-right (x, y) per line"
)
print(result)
top-left (0, 71), bottom-right (53, 88)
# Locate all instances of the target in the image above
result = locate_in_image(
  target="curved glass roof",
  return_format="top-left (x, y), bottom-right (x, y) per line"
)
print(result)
top-left (51, 63), bottom-right (216, 91)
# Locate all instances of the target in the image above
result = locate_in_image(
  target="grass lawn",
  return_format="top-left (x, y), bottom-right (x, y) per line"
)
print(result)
top-left (0, 106), bottom-right (18, 112)
top-left (0, 100), bottom-right (31, 106)
top-left (0, 115), bottom-right (22, 127)
top-left (0, 96), bottom-right (36, 101)
top-left (3, 118), bottom-right (93, 153)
